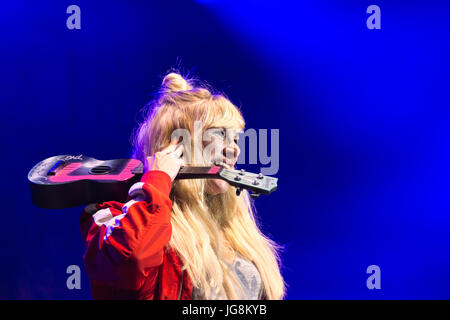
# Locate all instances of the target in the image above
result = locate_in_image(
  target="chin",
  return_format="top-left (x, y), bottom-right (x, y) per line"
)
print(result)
top-left (206, 179), bottom-right (229, 195)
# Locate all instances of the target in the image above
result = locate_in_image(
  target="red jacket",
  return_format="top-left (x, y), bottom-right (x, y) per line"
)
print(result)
top-left (80, 170), bottom-right (193, 299)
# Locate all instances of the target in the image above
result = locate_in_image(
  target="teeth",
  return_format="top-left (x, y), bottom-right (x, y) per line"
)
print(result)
top-left (214, 161), bottom-right (232, 169)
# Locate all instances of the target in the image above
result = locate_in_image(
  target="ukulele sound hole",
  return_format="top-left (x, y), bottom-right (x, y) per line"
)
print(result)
top-left (89, 165), bottom-right (112, 175)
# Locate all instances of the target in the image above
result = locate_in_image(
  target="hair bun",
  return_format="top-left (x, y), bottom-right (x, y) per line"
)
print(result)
top-left (161, 72), bottom-right (193, 93)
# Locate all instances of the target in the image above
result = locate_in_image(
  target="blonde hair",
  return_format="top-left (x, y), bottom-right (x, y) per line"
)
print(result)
top-left (131, 72), bottom-right (286, 299)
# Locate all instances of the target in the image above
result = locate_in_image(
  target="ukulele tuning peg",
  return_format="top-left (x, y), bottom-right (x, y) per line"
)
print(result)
top-left (236, 187), bottom-right (242, 196)
top-left (250, 193), bottom-right (260, 200)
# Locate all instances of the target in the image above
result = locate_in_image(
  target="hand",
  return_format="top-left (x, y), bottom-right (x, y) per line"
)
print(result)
top-left (145, 139), bottom-right (185, 181)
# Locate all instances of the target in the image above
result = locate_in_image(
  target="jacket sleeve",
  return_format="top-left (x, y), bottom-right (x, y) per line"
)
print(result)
top-left (80, 170), bottom-right (173, 291)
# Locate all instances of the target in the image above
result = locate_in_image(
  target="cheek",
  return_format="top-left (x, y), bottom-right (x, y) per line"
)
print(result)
top-left (203, 138), bottom-right (224, 159)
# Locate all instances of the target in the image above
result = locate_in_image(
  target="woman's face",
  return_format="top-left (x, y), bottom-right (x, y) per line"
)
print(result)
top-left (202, 127), bottom-right (241, 195)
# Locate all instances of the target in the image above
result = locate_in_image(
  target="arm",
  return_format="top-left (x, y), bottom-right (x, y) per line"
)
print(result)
top-left (80, 170), bottom-right (173, 291)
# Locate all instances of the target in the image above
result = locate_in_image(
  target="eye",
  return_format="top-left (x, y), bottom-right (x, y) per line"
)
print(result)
top-left (212, 128), bottom-right (226, 138)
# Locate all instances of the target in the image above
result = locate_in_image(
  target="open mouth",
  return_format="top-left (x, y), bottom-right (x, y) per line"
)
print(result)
top-left (213, 159), bottom-right (233, 169)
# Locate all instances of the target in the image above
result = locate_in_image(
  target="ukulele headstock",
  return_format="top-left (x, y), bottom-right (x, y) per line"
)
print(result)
top-left (218, 168), bottom-right (278, 197)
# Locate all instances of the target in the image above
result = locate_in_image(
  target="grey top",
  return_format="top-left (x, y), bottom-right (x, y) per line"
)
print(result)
top-left (192, 256), bottom-right (263, 300)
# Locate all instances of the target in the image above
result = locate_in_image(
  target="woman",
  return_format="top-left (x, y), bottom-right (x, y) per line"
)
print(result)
top-left (80, 72), bottom-right (285, 300)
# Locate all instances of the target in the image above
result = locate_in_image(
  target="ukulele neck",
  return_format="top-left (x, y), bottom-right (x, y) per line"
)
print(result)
top-left (132, 164), bottom-right (223, 180)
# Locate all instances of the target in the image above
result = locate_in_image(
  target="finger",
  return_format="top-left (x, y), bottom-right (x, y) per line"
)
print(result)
top-left (173, 144), bottom-right (184, 158)
top-left (161, 139), bottom-right (180, 154)
top-left (171, 135), bottom-right (182, 143)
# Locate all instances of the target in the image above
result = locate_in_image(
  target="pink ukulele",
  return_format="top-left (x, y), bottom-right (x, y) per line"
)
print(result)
top-left (28, 155), bottom-right (278, 209)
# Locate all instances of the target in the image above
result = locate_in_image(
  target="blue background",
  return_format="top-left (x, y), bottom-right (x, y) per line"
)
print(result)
top-left (1, 0), bottom-right (449, 299)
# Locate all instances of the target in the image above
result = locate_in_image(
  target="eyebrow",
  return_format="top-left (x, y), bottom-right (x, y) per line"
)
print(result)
top-left (208, 127), bottom-right (243, 133)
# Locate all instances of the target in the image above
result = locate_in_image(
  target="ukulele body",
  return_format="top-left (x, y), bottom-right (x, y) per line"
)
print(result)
top-left (28, 155), bottom-right (143, 209)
